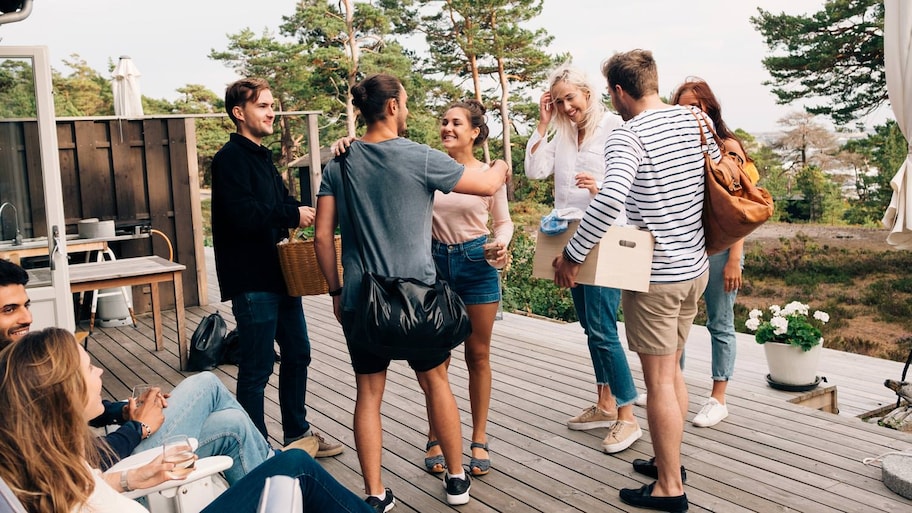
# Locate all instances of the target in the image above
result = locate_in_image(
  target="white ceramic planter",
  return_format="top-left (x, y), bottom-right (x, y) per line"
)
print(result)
top-left (763, 341), bottom-right (822, 386)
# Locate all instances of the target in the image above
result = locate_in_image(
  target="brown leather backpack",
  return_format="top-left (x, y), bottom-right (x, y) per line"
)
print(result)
top-left (691, 111), bottom-right (774, 255)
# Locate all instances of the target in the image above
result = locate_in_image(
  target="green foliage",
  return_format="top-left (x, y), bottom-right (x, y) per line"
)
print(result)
top-left (0, 59), bottom-right (36, 117)
top-left (501, 230), bottom-right (576, 321)
top-left (751, 0), bottom-right (885, 126)
top-left (52, 54), bottom-right (113, 116)
top-left (862, 278), bottom-right (912, 328)
top-left (841, 120), bottom-right (905, 224)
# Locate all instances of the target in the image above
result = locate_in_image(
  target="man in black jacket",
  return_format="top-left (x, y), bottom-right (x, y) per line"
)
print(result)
top-left (212, 77), bottom-right (341, 457)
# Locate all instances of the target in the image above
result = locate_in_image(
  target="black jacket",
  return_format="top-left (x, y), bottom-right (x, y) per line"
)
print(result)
top-left (211, 133), bottom-right (302, 300)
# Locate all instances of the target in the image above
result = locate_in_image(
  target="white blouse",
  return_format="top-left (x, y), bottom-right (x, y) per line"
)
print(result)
top-left (524, 113), bottom-right (623, 212)
top-left (74, 469), bottom-right (147, 513)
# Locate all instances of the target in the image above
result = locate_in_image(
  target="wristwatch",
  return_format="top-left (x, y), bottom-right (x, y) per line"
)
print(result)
top-left (328, 287), bottom-right (343, 297)
top-left (120, 469), bottom-right (133, 492)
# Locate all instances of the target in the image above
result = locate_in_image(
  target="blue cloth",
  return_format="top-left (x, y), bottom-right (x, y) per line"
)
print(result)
top-left (432, 236), bottom-right (501, 305)
top-left (231, 291), bottom-right (312, 444)
top-left (570, 284), bottom-right (637, 406)
top-left (540, 210), bottom-right (569, 235)
top-left (702, 248), bottom-right (740, 381)
top-left (201, 450), bottom-right (373, 513)
top-left (132, 372), bottom-right (272, 485)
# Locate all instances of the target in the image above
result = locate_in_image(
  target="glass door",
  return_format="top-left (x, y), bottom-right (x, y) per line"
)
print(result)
top-left (0, 46), bottom-right (74, 330)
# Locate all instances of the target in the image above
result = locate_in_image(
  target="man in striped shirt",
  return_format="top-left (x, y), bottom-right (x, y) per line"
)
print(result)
top-left (554, 49), bottom-right (719, 513)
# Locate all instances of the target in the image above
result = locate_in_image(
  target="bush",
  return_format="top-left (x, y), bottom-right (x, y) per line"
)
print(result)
top-left (502, 230), bottom-right (577, 321)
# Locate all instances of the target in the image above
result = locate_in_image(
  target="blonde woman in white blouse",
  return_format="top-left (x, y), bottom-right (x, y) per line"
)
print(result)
top-left (525, 63), bottom-right (643, 454)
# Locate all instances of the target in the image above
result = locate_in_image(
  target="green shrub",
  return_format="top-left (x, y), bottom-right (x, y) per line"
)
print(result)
top-left (502, 230), bottom-right (577, 321)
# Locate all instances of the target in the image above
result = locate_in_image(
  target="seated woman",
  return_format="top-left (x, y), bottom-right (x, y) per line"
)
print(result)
top-left (0, 327), bottom-right (373, 513)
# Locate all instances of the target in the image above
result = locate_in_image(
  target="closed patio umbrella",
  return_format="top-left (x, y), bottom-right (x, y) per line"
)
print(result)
top-left (882, 0), bottom-right (912, 249)
top-left (112, 55), bottom-right (143, 118)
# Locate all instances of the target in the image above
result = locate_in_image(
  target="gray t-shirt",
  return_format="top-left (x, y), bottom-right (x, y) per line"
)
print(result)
top-left (318, 138), bottom-right (465, 309)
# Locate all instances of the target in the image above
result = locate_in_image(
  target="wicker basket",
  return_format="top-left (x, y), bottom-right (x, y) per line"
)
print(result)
top-left (277, 235), bottom-right (342, 296)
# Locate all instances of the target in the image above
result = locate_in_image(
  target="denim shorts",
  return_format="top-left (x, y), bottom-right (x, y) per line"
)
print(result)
top-left (432, 235), bottom-right (501, 305)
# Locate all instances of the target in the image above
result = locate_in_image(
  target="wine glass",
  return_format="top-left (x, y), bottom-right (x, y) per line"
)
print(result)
top-left (483, 236), bottom-right (506, 269)
top-left (162, 435), bottom-right (196, 478)
top-left (131, 384), bottom-right (156, 408)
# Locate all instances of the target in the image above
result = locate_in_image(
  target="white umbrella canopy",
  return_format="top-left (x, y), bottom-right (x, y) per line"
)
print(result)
top-left (882, 0), bottom-right (912, 248)
top-left (112, 55), bottom-right (144, 118)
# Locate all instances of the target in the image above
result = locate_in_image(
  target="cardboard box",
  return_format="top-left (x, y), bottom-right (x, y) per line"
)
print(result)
top-left (532, 221), bottom-right (654, 292)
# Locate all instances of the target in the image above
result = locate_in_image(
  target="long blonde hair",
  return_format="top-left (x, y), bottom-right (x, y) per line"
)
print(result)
top-left (547, 63), bottom-right (605, 146)
top-left (0, 328), bottom-right (99, 513)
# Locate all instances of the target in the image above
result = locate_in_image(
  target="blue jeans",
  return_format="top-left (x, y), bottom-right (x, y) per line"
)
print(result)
top-left (703, 249), bottom-right (740, 381)
top-left (570, 284), bottom-right (637, 406)
top-left (432, 236), bottom-right (501, 305)
top-left (135, 372), bottom-right (271, 485)
top-left (232, 292), bottom-right (312, 444)
top-left (202, 450), bottom-right (373, 513)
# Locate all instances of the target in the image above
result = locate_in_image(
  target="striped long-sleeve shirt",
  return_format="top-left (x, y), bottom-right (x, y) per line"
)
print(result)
top-left (564, 105), bottom-right (719, 283)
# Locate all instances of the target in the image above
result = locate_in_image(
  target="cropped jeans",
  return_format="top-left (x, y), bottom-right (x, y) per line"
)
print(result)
top-left (570, 284), bottom-right (637, 407)
top-left (232, 291), bottom-right (312, 444)
top-left (703, 248), bottom-right (740, 381)
top-left (202, 449), bottom-right (373, 513)
top-left (135, 372), bottom-right (272, 485)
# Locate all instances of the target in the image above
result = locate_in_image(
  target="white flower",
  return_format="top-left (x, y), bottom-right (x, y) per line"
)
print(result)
top-left (769, 305), bottom-right (781, 315)
top-left (813, 311), bottom-right (829, 323)
top-left (771, 316), bottom-right (789, 335)
top-left (748, 309), bottom-right (763, 320)
top-left (745, 317), bottom-right (761, 331)
top-left (781, 301), bottom-right (809, 317)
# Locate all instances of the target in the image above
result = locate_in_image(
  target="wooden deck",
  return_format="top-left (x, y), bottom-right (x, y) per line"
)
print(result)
top-left (83, 248), bottom-right (912, 512)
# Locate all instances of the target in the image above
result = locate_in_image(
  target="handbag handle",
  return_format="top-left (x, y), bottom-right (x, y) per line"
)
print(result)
top-left (335, 150), bottom-right (372, 274)
top-left (689, 109), bottom-right (742, 187)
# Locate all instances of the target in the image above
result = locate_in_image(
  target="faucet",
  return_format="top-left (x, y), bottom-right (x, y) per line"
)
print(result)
top-left (0, 202), bottom-right (22, 246)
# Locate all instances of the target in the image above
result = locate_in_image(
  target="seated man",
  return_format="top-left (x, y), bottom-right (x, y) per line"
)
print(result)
top-left (0, 259), bottom-right (319, 485)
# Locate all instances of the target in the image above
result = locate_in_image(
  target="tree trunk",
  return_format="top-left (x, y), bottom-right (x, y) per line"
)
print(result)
top-left (345, 0), bottom-right (358, 137)
top-left (496, 56), bottom-right (514, 200)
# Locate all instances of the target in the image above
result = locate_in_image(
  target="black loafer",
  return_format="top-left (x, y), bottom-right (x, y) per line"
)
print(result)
top-left (619, 482), bottom-right (688, 512)
top-left (632, 457), bottom-right (687, 483)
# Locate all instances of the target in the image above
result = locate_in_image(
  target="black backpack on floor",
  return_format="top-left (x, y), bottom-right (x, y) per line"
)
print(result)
top-left (187, 312), bottom-right (228, 371)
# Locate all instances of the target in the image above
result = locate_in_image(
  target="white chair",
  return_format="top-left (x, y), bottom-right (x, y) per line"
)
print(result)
top-left (107, 438), bottom-right (231, 513)
top-left (0, 476), bottom-right (27, 513)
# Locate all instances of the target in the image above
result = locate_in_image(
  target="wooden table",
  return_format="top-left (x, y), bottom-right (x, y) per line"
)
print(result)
top-left (68, 256), bottom-right (189, 370)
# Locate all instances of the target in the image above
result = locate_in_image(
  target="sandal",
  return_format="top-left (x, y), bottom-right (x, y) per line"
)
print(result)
top-left (469, 441), bottom-right (491, 476)
top-left (424, 440), bottom-right (446, 474)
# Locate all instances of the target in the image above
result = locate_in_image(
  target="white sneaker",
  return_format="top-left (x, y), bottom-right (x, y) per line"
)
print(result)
top-left (692, 397), bottom-right (728, 427)
top-left (601, 420), bottom-right (642, 453)
top-left (634, 393), bottom-right (648, 407)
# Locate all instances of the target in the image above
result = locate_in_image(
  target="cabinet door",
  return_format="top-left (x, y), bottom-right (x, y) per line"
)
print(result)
top-left (0, 46), bottom-right (74, 331)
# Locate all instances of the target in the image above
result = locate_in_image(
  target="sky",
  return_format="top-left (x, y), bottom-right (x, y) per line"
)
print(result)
top-left (0, 0), bottom-right (893, 134)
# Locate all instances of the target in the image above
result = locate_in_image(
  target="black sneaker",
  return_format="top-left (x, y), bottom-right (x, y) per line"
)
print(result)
top-left (443, 472), bottom-right (471, 505)
top-left (619, 482), bottom-right (688, 512)
top-left (632, 457), bottom-right (687, 483)
top-left (365, 488), bottom-right (395, 512)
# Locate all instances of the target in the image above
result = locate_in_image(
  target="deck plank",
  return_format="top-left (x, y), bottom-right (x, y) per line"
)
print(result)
top-left (77, 248), bottom-right (912, 512)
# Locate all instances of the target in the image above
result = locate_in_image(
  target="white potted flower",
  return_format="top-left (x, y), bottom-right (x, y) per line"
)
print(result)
top-left (746, 301), bottom-right (829, 388)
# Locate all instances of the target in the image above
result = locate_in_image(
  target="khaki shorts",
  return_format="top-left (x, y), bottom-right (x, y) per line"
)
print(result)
top-left (622, 273), bottom-right (709, 356)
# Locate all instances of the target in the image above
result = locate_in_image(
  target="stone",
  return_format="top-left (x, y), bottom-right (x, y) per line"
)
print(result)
top-left (883, 453), bottom-right (912, 500)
